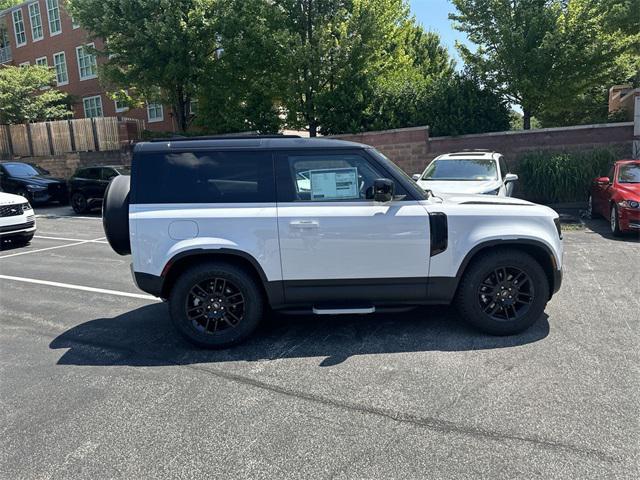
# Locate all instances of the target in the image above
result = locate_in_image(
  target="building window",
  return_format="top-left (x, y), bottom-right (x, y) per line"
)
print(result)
top-left (147, 103), bottom-right (164, 122)
top-left (72, 17), bottom-right (80, 29)
top-left (12, 9), bottom-right (26, 47)
top-left (28, 3), bottom-right (43, 41)
top-left (46, 0), bottom-right (61, 35)
top-left (76, 44), bottom-right (97, 80)
top-left (83, 95), bottom-right (103, 118)
top-left (189, 99), bottom-right (198, 115)
top-left (35, 56), bottom-right (47, 66)
top-left (52, 51), bottom-right (68, 85)
top-left (114, 90), bottom-right (129, 112)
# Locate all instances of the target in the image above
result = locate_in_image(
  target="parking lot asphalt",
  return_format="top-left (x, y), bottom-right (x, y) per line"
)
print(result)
top-left (1, 206), bottom-right (638, 479)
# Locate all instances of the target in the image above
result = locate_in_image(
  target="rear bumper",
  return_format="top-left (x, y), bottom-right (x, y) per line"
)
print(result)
top-left (131, 266), bottom-right (163, 297)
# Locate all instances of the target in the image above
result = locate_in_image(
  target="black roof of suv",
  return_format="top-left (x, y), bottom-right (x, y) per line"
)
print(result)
top-left (135, 137), bottom-right (369, 153)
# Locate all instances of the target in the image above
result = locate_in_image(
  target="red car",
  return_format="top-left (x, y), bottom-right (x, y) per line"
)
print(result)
top-left (588, 160), bottom-right (640, 236)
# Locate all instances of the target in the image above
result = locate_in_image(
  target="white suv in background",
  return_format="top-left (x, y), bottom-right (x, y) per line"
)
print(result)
top-left (0, 191), bottom-right (36, 245)
top-left (413, 151), bottom-right (518, 196)
top-left (102, 136), bottom-right (562, 348)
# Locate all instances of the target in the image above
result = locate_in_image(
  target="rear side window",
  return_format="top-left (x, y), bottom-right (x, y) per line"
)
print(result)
top-left (133, 150), bottom-right (275, 204)
top-left (78, 168), bottom-right (100, 180)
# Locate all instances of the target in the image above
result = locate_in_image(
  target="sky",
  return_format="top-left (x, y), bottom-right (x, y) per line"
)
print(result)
top-left (408, 0), bottom-right (471, 69)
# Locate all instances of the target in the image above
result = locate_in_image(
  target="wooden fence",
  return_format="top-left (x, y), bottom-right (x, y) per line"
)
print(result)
top-left (0, 117), bottom-right (144, 157)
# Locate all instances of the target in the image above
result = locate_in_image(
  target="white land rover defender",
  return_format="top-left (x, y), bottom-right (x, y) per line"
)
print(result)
top-left (102, 136), bottom-right (563, 348)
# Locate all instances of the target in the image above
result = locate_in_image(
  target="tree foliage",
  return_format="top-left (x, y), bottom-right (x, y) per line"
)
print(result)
top-left (450, 0), bottom-right (622, 129)
top-left (0, 65), bottom-right (72, 124)
top-left (0, 0), bottom-right (21, 10)
top-left (69, 0), bottom-right (219, 132)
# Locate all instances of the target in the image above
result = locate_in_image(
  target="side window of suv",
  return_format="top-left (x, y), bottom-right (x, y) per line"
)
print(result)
top-left (79, 168), bottom-right (100, 180)
top-left (277, 153), bottom-right (407, 202)
top-left (133, 150), bottom-right (275, 204)
top-left (102, 168), bottom-right (118, 181)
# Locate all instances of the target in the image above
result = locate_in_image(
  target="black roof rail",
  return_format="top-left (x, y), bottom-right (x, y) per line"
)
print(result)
top-left (148, 134), bottom-right (301, 142)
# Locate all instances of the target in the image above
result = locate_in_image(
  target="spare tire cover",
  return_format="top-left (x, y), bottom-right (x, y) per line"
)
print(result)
top-left (102, 174), bottom-right (131, 255)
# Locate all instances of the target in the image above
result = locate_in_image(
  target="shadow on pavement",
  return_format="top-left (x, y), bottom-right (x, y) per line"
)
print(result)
top-left (50, 303), bottom-right (550, 367)
top-left (582, 218), bottom-right (640, 243)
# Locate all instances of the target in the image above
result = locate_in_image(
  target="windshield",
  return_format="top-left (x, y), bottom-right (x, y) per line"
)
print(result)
top-left (3, 163), bottom-right (42, 177)
top-left (618, 163), bottom-right (640, 183)
top-left (367, 148), bottom-right (428, 200)
top-left (422, 159), bottom-right (498, 181)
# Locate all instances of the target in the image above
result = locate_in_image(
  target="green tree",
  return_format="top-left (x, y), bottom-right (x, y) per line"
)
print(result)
top-left (68, 0), bottom-right (219, 132)
top-left (195, 0), bottom-right (288, 133)
top-left (0, 65), bottom-right (72, 124)
top-left (274, 0), bottom-right (412, 136)
top-left (0, 0), bottom-right (21, 10)
top-left (450, 0), bottom-right (620, 130)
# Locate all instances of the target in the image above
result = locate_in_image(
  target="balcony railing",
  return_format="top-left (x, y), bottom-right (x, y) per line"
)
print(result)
top-left (0, 45), bottom-right (11, 64)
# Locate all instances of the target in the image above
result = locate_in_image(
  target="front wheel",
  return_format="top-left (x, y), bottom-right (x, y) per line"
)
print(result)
top-left (71, 192), bottom-right (88, 213)
top-left (456, 249), bottom-right (549, 335)
top-left (168, 262), bottom-right (264, 348)
top-left (610, 204), bottom-right (622, 237)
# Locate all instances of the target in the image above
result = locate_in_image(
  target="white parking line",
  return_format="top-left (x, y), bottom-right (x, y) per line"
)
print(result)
top-left (0, 237), bottom-right (105, 259)
top-left (34, 235), bottom-right (109, 244)
top-left (0, 274), bottom-right (158, 300)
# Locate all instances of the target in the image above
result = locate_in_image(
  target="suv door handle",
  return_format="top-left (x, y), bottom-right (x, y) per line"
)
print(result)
top-left (290, 220), bottom-right (319, 229)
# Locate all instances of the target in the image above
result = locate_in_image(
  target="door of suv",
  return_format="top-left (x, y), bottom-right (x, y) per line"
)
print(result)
top-left (275, 150), bottom-right (431, 304)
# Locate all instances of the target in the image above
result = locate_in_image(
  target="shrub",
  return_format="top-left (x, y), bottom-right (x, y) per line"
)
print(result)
top-left (517, 148), bottom-right (624, 203)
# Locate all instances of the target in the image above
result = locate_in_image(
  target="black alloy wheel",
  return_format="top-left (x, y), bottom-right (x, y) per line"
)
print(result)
top-left (169, 262), bottom-right (264, 348)
top-left (71, 192), bottom-right (88, 213)
top-left (185, 277), bottom-right (246, 335)
top-left (477, 266), bottom-right (534, 322)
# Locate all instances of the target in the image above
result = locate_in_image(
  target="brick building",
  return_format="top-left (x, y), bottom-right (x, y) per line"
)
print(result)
top-left (0, 0), bottom-right (175, 132)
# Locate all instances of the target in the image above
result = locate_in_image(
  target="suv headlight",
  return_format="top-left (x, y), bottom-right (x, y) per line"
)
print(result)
top-left (483, 188), bottom-right (500, 195)
top-left (618, 200), bottom-right (639, 209)
top-left (26, 184), bottom-right (46, 191)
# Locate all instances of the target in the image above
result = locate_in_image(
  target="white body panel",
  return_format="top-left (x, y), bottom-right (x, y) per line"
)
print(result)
top-left (276, 200), bottom-right (431, 280)
top-left (130, 203), bottom-right (281, 280)
top-left (423, 196), bottom-right (563, 277)
top-left (0, 192), bottom-right (36, 236)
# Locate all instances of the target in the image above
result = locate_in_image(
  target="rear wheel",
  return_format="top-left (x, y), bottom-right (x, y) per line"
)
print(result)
top-left (456, 249), bottom-right (549, 335)
top-left (71, 192), bottom-right (88, 214)
top-left (610, 204), bottom-right (622, 237)
top-left (169, 262), bottom-right (264, 348)
top-left (102, 175), bottom-right (130, 255)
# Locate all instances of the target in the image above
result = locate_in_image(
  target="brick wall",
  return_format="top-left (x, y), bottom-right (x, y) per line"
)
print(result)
top-left (334, 122), bottom-right (634, 175)
top-left (26, 150), bottom-right (131, 179)
top-left (332, 126), bottom-right (430, 175)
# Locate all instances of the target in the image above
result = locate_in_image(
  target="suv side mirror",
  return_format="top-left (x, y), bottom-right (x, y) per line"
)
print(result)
top-left (504, 173), bottom-right (518, 183)
top-left (373, 178), bottom-right (394, 203)
top-left (412, 174), bottom-right (421, 181)
top-left (595, 176), bottom-right (610, 185)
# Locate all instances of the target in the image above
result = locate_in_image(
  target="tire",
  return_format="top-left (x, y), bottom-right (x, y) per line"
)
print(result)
top-left (71, 192), bottom-right (89, 214)
top-left (610, 204), bottom-right (622, 237)
top-left (102, 175), bottom-right (130, 255)
top-left (455, 249), bottom-right (549, 336)
top-left (169, 262), bottom-right (264, 348)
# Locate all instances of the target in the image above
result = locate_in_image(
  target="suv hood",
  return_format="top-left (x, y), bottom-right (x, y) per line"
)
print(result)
top-left (0, 191), bottom-right (29, 204)
top-left (435, 192), bottom-right (533, 206)
top-left (417, 179), bottom-right (500, 195)
top-left (12, 175), bottom-right (66, 186)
